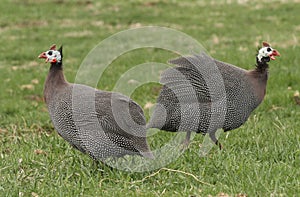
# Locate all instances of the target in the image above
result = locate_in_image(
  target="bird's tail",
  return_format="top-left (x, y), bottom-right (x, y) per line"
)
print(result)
top-left (134, 136), bottom-right (155, 159)
top-left (140, 151), bottom-right (155, 159)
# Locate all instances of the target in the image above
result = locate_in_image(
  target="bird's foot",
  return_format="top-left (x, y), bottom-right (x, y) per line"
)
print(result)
top-left (216, 140), bottom-right (223, 150)
top-left (179, 139), bottom-right (190, 151)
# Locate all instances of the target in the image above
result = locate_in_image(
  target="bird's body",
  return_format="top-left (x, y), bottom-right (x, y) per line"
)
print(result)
top-left (39, 45), bottom-right (153, 160)
top-left (148, 42), bottom-right (280, 147)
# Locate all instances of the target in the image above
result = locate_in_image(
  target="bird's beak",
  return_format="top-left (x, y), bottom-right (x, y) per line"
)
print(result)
top-left (38, 52), bottom-right (47, 59)
top-left (269, 49), bottom-right (280, 60)
top-left (38, 52), bottom-right (49, 62)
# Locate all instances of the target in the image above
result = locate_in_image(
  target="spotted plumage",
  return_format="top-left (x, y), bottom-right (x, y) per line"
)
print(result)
top-left (39, 44), bottom-right (153, 160)
top-left (147, 42), bottom-right (280, 148)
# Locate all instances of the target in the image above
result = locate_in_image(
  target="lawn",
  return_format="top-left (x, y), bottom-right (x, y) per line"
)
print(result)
top-left (0, 0), bottom-right (299, 196)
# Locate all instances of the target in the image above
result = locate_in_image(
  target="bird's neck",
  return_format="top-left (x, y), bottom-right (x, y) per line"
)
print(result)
top-left (255, 62), bottom-right (269, 73)
top-left (247, 59), bottom-right (269, 102)
top-left (44, 62), bottom-right (68, 103)
top-left (252, 57), bottom-right (269, 82)
top-left (250, 67), bottom-right (269, 82)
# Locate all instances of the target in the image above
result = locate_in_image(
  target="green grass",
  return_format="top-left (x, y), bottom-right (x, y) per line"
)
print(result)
top-left (0, 0), bottom-right (299, 196)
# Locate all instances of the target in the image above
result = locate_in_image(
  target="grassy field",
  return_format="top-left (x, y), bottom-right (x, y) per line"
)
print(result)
top-left (0, 0), bottom-right (299, 196)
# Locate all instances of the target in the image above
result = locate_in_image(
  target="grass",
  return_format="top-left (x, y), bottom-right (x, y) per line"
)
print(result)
top-left (0, 0), bottom-right (299, 196)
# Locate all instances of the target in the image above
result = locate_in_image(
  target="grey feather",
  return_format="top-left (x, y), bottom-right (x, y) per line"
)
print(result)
top-left (148, 52), bottom-right (266, 146)
top-left (40, 45), bottom-right (154, 161)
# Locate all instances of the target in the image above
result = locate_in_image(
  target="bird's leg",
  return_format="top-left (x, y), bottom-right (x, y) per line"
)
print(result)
top-left (215, 140), bottom-right (223, 150)
top-left (209, 131), bottom-right (223, 150)
top-left (181, 131), bottom-right (192, 149)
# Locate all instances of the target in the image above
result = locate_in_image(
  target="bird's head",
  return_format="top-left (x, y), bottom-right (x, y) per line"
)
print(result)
top-left (257, 41), bottom-right (280, 63)
top-left (38, 44), bottom-right (63, 64)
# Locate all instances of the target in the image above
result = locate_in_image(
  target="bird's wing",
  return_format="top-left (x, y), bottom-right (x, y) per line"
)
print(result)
top-left (94, 91), bottom-right (147, 138)
top-left (162, 52), bottom-right (225, 104)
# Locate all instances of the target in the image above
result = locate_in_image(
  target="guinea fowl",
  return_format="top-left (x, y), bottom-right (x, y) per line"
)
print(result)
top-left (38, 44), bottom-right (153, 160)
top-left (147, 42), bottom-right (280, 149)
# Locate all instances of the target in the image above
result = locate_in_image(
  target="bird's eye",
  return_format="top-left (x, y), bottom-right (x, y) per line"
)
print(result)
top-left (267, 47), bottom-right (271, 52)
top-left (47, 51), bottom-right (53, 56)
